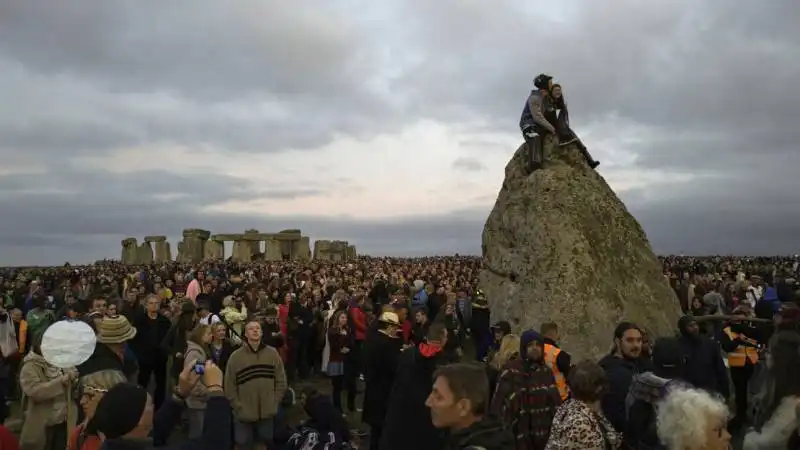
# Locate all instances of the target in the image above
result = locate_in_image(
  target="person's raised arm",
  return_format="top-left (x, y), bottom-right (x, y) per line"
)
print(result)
top-left (150, 359), bottom-right (200, 445)
top-left (200, 361), bottom-right (231, 450)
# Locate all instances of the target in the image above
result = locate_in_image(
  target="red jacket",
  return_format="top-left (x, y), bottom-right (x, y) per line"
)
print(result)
top-left (349, 306), bottom-right (368, 341)
top-left (0, 425), bottom-right (19, 450)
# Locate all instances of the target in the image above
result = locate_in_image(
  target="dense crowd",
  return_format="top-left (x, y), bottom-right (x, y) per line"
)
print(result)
top-left (0, 254), bottom-right (798, 450)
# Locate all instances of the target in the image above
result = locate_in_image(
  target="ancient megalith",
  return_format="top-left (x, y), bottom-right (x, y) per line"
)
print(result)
top-left (137, 242), bottom-right (154, 264)
top-left (121, 238), bottom-right (138, 264)
top-left (480, 135), bottom-right (681, 361)
top-left (144, 236), bottom-right (170, 262)
top-left (177, 229), bottom-right (210, 263)
top-left (205, 237), bottom-right (224, 260)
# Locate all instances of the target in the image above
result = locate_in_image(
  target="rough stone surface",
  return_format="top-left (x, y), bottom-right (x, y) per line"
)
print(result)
top-left (178, 229), bottom-right (209, 263)
top-left (346, 244), bottom-right (357, 260)
top-left (296, 236), bottom-right (312, 261)
top-left (211, 234), bottom-right (244, 242)
top-left (143, 235), bottom-right (167, 243)
top-left (313, 239), bottom-right (351, 261)
top-left (244, 229), bottom-right (261, 256)
top-left (265, 239), bottom-right (283, 261)
top-left (480, 135), bottom-right (682, 361)
top-left (121, 238), bottom-right (138, 264)
top-left (137, 242), bottom-right (154, 264)
top-left (232, 240), bottom-right (251, 262)
top-left (205, 240), bottom-right (224, 260)
top-left (153, 241), bottom-right (171, 262)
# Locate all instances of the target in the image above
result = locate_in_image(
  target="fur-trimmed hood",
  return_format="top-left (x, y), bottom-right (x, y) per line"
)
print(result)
top-left (743, 396), bottom-right (800, 450)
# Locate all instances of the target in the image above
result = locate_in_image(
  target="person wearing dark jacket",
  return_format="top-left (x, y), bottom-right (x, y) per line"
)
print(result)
top-left (491, 329), bottom-right (560, 450)
top-left (677, 315), bottom-right (730, 400)
top-left (599, 322), bottom-right (653, 434)
top-left (625, 337), bottom-right (688, 450)
top-left (426, 362), bottom-right (513, 450)
top-left (411, 307), bottom-right (431, 346)
top-left (379, 321), bottom-right (453, 450)
top-left (288, 294), bottom-right (314, 382)
top-left (88, 360), bottom-right (231, 450)
top-left (470, 291), bottom-right (492, 361)
top-left (161, 302), bottom-right (197, 382)
top-left (361, 312), bottom-right (403, 450)
top-left (130, 294), bottom-right (172, 409)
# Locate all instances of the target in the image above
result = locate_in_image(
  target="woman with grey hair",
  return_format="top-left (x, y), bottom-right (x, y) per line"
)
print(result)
top-left (656, 387), bottom-right (731, 450)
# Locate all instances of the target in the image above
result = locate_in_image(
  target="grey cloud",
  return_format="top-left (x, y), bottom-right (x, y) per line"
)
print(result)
top-left (0, 0), bottom-right (798, 264)
top-left (451, 157), bottom-right (486, 172)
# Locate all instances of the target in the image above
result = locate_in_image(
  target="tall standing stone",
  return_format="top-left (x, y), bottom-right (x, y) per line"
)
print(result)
top-left (205, 237), bottom-right (224, 260)
top-left (137, 242), bottom-right (154, 264)
top-left (231, 239), bottom-right (251, 262)
top-left (480, 135), bottom-right (682, 361)
top-left (264, 239), bottom-right (283, 261)
top-left (179, 229), bottom-right (210, 264)
top-left (244, 229), bottom-right (261, 256)
top-left (293, 236), bottom-right (312, 261)
top-left (121, 238), bottom-right (138, 264)
top-left (144, 236), bottom-right (170, 262)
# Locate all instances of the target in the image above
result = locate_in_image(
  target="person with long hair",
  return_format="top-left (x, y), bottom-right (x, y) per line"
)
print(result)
top-left (326, 310), bottom-right (353, 412)
top-left (183, 324), bottom-right (212, 439)
top-left (550, 83), bottom-right (599, 169)
top-left (487, 333), bottom-right (519, 397)
top-left (209, 322), bottom-right (237, 374)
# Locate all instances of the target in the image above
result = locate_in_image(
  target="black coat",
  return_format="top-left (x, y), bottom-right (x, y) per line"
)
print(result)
top-left (129, 312), bottom-right (172, 363)
top-left (361, 328), bottom-right (402, 426)
top-left (379, 345), bottom-right (451, 450)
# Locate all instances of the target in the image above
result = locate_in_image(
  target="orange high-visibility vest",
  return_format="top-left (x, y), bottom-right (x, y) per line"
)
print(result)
top-left (724, 327), bottom-right (758, 367)
top-left (544, 343), bottom-right (569, 400)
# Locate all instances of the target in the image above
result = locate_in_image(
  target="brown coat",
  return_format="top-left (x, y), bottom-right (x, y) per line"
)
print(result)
top-left (19, 353), bottom-right (76, 450)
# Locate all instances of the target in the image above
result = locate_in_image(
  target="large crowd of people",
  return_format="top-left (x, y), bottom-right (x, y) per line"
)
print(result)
top-left (0, 254), bottom-right (798, 450)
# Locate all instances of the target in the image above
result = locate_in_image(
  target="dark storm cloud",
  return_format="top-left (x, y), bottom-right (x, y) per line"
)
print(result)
top-left (0, 0), bottom-right (798, 264)
top-left (451, 157), bottom-right (486, 172)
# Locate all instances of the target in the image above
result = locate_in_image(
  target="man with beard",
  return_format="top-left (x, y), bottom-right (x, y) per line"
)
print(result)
top-left (361, 311), bottom-right (403, 450)
top-left (490, 329), bottom-right (560, 450)
top-left (380, 322), bottom-right (451, 450)
top-left (599, 322), bottom-right (653, 433)
top-left (677, 315), bottom-right (730, 401)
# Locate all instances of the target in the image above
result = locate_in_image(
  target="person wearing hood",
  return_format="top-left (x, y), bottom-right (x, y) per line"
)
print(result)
top-left (224, 320), bottom-right (288, 450)
top-left (379, 321), bottom-right (453, 450)
top-left (426, 363), bottom-right (513, 450)
top-left (490, 329), bottom-right (561, 450)
top-left (676, 316), bottom-right (729, 401)
top-left (625, 337), bottom-right (689, 450)
top-left (599, 322), bottom-right (652, 434)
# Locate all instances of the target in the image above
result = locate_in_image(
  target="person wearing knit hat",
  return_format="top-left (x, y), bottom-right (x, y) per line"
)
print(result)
top-left (97, 315), bottom-right (137, 345)
top-left (77, 315), bottom-right (139, 381)
top-left (490, 329), bottom-right (560, 450)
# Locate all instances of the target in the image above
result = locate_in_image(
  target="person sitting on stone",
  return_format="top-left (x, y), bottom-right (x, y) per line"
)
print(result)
top-left (551, 83), bottom-right (600, 169)
top-left (519, 73), bottom-right (557, 173)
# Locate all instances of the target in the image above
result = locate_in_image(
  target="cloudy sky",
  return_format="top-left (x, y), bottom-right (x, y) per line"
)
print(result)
top-left (1, 0), bottom-right (798, 265)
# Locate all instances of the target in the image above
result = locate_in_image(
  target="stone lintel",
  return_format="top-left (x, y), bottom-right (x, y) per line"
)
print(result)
top-left (182, 228), bottom-right (211, 239)
top-left (143, 235), bottom-right (167, 242)
top-left (211, 234), bottom-right (245, 241)
top-left (122, 237), bottom-right (137, 245)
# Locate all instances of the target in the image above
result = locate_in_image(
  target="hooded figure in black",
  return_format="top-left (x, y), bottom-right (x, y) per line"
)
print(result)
top-left (677, 315), bottom-right (730, 400)
top-left (379, 321), bottom-right (453, 450)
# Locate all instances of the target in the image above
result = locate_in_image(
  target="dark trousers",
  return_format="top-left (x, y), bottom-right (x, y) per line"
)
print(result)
top-left (330, 375), bottom-right (344, 412)
top-left (730, 364), bottom-right (754, 427)
top-left (138, 357), bottom-right (168, 408)
top-left (369, 424), bottom-right (383, 450)
top-left (344, 342), bottom-right (362, 411)
top-left (288, 333), bottom-right (311, 382)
